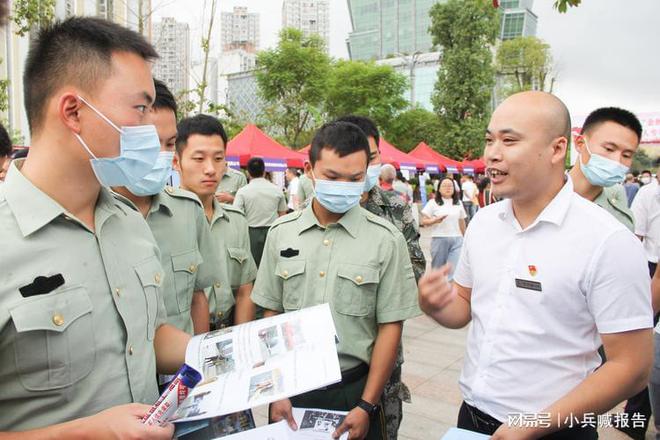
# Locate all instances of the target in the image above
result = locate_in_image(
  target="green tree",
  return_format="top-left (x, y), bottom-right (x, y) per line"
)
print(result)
top-left (554, 0), bottom-right (581, 13)
top-left (11, 0), bottom-right (55, 36)
top-left (496, 36), bottom-right (555, 96)
top-left (325, 60), bottom-right (408, 134)
top-left (385, 107), bottom-right (443, 153)
top-left (632, 149), bottom-right (655, 173)
top-left (256, 28), bottom-right (331, 148)
top-left (430, 0), bottom-right (499, 159)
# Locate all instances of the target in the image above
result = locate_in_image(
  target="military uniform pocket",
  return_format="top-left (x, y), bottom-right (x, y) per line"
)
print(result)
top-left (334, 264), bottom-right (379, 317)
top-left (275, 259), bottom-right (306, 310)
top-left (10, 286), bottom-right (95, 391)
top-left (134, 257), bottom-right (163, 340)
top-left (171, 249), bottom-right (203, 314)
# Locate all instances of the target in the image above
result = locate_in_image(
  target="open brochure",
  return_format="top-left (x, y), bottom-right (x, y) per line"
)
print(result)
top-left (441, 427), bottom-right (490, 439)
top-left (216, 408), bottom-right (349, 440)
top-left (171, 304), bottom-right (342, 423)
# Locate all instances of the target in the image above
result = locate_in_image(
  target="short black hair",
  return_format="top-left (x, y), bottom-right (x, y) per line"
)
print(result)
top-left (436, 177), bottom-right (460, 206)
top-left (333, 115), bottom-right (380, 147)
top-left (641, 170), bottom-right (652, 176)
top-left (24, 17), bottom-right (158, 133)
top-left (582, 107), bottom-right (643, 143)
top-left (309, 121), bottom-right (370, 167)
top-left (0, 122), bottom-right (11, 157)
top-left (176, 114), bottom-right (228, 155)
top-left (247, 157), bottom-right (265, 178)
top-left (153, 78), bottom-right (177, 115)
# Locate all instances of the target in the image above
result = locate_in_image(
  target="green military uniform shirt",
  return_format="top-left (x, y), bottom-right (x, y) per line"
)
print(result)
top-left (119, 186), bottom-right (222, 334)
top-left (594, 184), bottom-right (635, 232)
top-left (297, 174), bottom-right (314, 209)
top-left (363, 185), bottom-right (426, 282)
top-left (216, 167), bottom-right (247, 197)
top-left (207, 200), bottom-right (258, 322)
top-left (0, 161), bottom-right (167, 430)
top-left (251, 203), bottom-right (421, 371)
top-left (234, 177), bottom-right (287, 227)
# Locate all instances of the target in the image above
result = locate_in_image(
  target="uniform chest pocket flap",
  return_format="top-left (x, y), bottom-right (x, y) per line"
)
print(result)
top-left (9, 286), bottom-right (95, 391)
top-left (227, 247), bottom-right (248, 264)
top-left (275, 259), bottom-right (306, 310)
top-left (134, 257), bottom-right (163, 340)
top-left (335, 264), bottom-right (379, 317)
top-left (171, 249), bottom-right (203, 314)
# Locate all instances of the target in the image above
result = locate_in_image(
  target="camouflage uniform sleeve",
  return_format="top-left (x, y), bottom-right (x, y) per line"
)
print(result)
top-left (401, 203), bottom-right (426, 282)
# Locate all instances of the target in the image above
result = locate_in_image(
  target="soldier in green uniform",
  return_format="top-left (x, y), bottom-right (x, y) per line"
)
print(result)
top-left (335, 115), bottom-right (425, 440)
top-left (174, 114), bottom-right (258, 329)
top-left (253, 121), bottom-right (420, 440)
top-left (297, 172), bottom-right (315, 209)
top-left (569, 107), bottom-right (646, 437)
top-left (569, 107), bottom-right (641, 232)
top-left (113, 79), bottom-right (221, 335)
top-left (0, 17), bottom-right (189, 437)
top-left (215, 165), bottom-right (247, 204)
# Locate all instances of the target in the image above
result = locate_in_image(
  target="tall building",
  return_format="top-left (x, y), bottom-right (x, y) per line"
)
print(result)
top-left (217, 49), bottom-right (257, 106)
top-left (152, 18), bottom-right (191, 100)
top-left (221, 6), bottom-right (260, 53)
top-left (346, 0), bottom-right (440, 61)
top-left (226, 70), bottom-right (263, 123)
top-left (499, 0), bottom-right (537, 40)
top-left (376, 51), bottom-right (441, 111)
top-left (282, 0), bottom-right (330, 52)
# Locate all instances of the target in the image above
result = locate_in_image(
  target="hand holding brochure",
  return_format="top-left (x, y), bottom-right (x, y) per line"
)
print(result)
top-left (171, 304), bottom-right (341, 423)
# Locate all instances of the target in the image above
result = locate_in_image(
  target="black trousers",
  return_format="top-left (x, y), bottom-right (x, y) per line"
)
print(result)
top-left (457, 402), bottom-right (598, 439)
top-left (248, 226), bottom-right (269, 268)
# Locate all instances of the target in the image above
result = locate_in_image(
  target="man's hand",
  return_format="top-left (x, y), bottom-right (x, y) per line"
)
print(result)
top-left (215, 192), bottom-right (234, 203)
top-left (418, 265), bottom-right (456, 313)
top-left (84, 403), bottom-right (175, 439)
top-left (491, 424), bottom-right (540, 440)
top-left (270, 399), bottom-right (297, 430)
top-left (332, 407), bottom-right (369, 440)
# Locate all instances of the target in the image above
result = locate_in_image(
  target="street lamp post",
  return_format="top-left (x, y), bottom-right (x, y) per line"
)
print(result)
top-left (398, 51), bottom-right (422, 107)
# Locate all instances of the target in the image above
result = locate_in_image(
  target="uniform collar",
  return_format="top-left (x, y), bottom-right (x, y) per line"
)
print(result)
top-left (298, 201), bottom-right (361, 238)
top-left (149, 191), bottom-right (174, 217)
top-left (4, 159), bottom-right (124, 237)
top-left (210, 198), bottom-right (230, 226)
top-left (498, 177), bottom-right (573, 231)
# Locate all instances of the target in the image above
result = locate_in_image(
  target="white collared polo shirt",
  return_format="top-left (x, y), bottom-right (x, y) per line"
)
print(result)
top-left (454, 178), bottom-right (652, 422)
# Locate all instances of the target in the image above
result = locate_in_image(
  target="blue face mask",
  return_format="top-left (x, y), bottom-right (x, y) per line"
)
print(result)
top-left (364, 164), bottom-right (382, 192)
top-left (580, 139), bottom-right (629, 187)
top-left (313, 173), bottom-right (365, 214)
top-left (125, 151), bottom-right (175, 196)
top-left (74, 96), bottom-right (160, 187)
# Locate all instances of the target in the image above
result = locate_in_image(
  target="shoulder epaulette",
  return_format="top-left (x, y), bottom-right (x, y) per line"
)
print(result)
top-left (162, 186), bottom-right (203, 208)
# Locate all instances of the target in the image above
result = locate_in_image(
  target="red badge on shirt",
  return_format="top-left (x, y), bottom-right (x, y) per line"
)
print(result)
top-left (528, 265), bottom-right (538, 277)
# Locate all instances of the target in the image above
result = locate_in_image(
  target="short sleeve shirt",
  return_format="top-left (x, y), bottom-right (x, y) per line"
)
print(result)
top-left (453, 178), bottom-right (652, 422)
top-left (207, 201), bottom-right (258, 317)
top-left (234, 178), bottom-right (287, 227)
top-left (631, 180), bottom-right (660, 263)
top-left (0, 161), bottom-right (167, 430)
top-left (297, 174), bottom-right (315, 209)
top-left (421, 199), bottom-right (467, 237)
top-left (251, 204), bottom-right (420, 370)
top-left (216, 167), bottom-right (248, 197)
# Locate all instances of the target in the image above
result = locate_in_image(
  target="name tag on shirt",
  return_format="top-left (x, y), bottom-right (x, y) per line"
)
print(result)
top-left (515, 278), bottom-right (542, 292)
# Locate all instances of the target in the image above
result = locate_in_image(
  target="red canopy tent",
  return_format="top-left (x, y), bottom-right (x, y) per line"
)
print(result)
top-left (227, 124), bottom-right (307, 170)
top-left (409, 142), bottom-right (464, 174)
top-left (460, 158), bottom-right (486, 174)
top-left (378, 139), bottom-right (438, 172)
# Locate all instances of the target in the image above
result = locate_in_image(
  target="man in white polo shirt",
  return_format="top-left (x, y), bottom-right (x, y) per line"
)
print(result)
top-left (419, 91), bottom-right (653, 439)
top-left (632, 168), bottom-right (660, 276)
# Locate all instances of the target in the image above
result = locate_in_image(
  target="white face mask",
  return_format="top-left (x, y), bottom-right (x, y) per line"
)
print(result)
top-left (641, 176), bottom-right (652, 185)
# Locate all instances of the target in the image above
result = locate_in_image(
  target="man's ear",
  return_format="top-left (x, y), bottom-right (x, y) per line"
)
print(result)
top-left (551, 136), bottom-right (569, 167)
top-left (59, 92), bottom-right (83, 133)
top-left (172, 152), bottom-right (182, 173)
top-left (303, 161), bottom-right (313, 180)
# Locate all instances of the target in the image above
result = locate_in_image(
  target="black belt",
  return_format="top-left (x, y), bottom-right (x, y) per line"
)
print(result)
top-left (464, 402), bottom-right (502, 432)
top-left (322, 363), bottom-right (369, 390)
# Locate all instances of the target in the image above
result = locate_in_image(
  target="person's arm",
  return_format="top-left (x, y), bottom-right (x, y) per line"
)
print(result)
top-left (191, 290), bottom-right (210, 334)
top-left (154, 324), bottom-right (192, 374)
top-left (630, 190), bottom-right (647, 241)
top-left (418, 267), bottom-right (472, 329)
top-left (491, 329), bottom-right (653, 440)
top-left (234, 283), bottom-right (255, 324)
top-left (0, 404), bottom-right (175, 440)
top-left (278, 192), bottom-right (288, 216)
top-left (332, 322), bottom-right (402, 440)
top-left (652, 263), bottom-right (660, 314)
top-left (233, 190), bottom-right (245, 212)
top-left (215, 192), bottom-right (235, 204)
top-left (459, 218), bottom-right (466, 235)
top-left (400, 203), bottom-right (426, 283)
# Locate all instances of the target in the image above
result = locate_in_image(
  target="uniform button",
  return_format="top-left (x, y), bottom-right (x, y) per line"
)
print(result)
top-left (52, 313), bottom-right (65, 326)
top-left (319, 271), bottom-right (325, 278)
top-left (189, 265), bottom-right (197, 273)
top-left (355, 275), bottom-right (363, 283)
top-left (115, 288), bottom-right (121, 297)
top-left (323, 239), bottom-right (330, 246)
top-left (128, 346), bottom-right (134, 356)
top-left (282, 270), bottom-right (289, 278)
top-left (214, 282), bottom-right (221, 289)
top-left (154, 273), bottom-right (161, 284)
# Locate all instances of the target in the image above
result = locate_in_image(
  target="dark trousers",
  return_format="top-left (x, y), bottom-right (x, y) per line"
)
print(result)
top-left (457, 402), bottom-right (598, 439)
top-left (248, 226), bottom-right (269, 267)
top-left (270, 367), bottom-right (386, 440)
